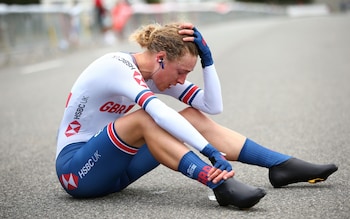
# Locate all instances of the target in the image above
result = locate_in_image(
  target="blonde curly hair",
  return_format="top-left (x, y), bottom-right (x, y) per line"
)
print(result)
top-left (129, 22), bottom-right (199, 61)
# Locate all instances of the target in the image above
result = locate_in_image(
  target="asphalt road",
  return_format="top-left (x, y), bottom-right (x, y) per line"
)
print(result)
top-left (1, 14), bottom-right (350, 219)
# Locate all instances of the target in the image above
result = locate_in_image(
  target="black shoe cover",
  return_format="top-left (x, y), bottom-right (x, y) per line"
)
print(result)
top-left (213, 178), bottom-right (266, 209)
top-left (269, 158), bottom-right (338, 188)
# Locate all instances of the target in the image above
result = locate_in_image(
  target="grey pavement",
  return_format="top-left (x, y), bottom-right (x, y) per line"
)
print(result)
top-left (1, 14), bottom-right (350, 219)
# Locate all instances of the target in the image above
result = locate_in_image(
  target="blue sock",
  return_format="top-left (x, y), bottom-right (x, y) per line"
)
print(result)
top-left (178, 151), bottom-right (223, 189)
top-left (238, 138), bottom-right (291, 168)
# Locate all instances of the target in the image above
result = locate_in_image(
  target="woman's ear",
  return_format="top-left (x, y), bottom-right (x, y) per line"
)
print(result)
top-left (156, 51), bottom-right (166, 69)
top-left (156, 51), bottom-right (167, 61)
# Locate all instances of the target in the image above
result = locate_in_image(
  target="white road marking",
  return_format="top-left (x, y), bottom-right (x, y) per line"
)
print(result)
top-left (20, 59), bottom-right (63, 75)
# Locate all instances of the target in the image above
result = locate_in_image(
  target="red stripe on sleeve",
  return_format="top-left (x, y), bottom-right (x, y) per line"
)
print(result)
top-left (182, 86), bottom-right (199, 104)
top-left (138, 91), bottom-right (154, 108)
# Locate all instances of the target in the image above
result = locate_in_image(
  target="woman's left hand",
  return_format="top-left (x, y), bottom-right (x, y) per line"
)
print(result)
top-left (178, 23), bottom-right (213, 68)
top-left (208, 168), bottom-right (235, 184)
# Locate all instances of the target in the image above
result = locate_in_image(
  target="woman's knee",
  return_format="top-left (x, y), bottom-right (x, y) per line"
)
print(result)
top-left (114, 109), bottom-right (156, 147)
top-left (121, 109), bottom-right (155, 126)
top-left (179, 107), bottom-right (211, 122)
top-left (179, 107), bottom-right (201, 117)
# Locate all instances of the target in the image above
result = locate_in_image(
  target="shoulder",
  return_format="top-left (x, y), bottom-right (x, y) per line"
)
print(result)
top-left (103, 52), bottom-right (137, 71)
top-left (88, 52), bottom-right (137, 73)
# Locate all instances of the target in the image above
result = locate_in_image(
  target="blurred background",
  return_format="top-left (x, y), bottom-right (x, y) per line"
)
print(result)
top-left (0, 0), bottom-right (349, 67)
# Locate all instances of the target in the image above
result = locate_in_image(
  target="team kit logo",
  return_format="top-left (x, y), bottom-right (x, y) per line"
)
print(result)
top-left (133, 71), bottom-right (148, 88)
top-left (65, 120), bottom-right (81, 137)
top-left (59, 173), bottom-right (79, 190)
top-left (59, 150), bottom-right (101, 190)
top-left (64, 95), bottom-right (88, 137)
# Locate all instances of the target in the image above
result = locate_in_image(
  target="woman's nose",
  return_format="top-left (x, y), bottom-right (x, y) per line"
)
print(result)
top-left (177, 75), bottom-right (186, 84)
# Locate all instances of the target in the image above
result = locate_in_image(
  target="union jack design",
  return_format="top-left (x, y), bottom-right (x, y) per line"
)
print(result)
top-left (107, 123), bottom-right (138, 155)
top-left (179, 84), bottom-right (201, 105)
top-left (135, 90), bottom-right (156, 110)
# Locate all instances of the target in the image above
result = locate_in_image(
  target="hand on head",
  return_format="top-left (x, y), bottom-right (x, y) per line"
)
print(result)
top-left (178, 23), bottom-right (213, 68)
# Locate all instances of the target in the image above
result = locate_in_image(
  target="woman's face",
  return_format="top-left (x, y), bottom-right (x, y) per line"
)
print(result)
top-left (153, 53), bottom-right (198, 91)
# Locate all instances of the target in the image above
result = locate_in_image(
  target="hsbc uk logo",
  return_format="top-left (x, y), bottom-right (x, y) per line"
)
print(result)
top-left (78, 150), bottom-right (101, 179)
top-left (74, 96), bottom-right (88, 120)
top-left (60, 173), bottom-right (79, 190)
top-left (65, 120), bottom-right (81, 137)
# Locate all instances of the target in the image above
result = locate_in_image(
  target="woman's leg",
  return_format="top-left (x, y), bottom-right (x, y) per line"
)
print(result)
top-left (178, 107), bottom-right (246, 160)
top-left (179, 107), bottom-right (290, 166)
top-left (114, 109), bottom-right (266, 208)
top-left (179, 107), bottom-right (338, 187)
top-left (116, 144), bottom-right (160, 191)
